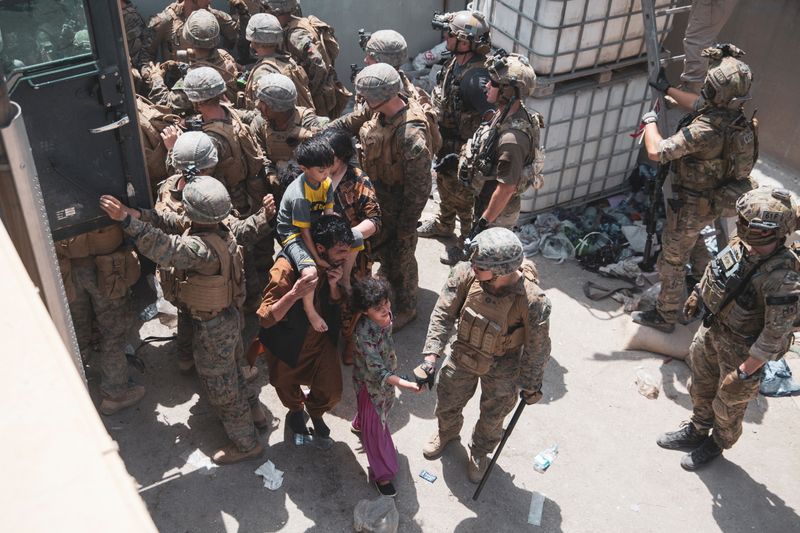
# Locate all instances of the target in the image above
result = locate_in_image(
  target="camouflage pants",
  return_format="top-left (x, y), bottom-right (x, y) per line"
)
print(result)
top-left (192, 306), bottom-right (258, 452)
top-left (375, 229), bottom-right (419, 315)
top-left (656, 194), bottom-right (719, 322)
top-left (475, 181), bottom-right (521, 230)
top-left (688, 322), bottom-right (762, 449)
top-left (435, 164), bottom-right (475, 238)
top-left (435, 349), bottom-right (520, 457)
top-left (69, 260), bottom-right (131, 397)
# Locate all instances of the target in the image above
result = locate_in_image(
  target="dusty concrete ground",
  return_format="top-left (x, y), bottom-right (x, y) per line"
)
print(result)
top-left (96, 160), bottom-right (800, 532)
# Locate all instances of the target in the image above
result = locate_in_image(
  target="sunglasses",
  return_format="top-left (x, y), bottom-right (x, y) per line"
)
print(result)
top-left (489, 79), bottom-right (500, 88)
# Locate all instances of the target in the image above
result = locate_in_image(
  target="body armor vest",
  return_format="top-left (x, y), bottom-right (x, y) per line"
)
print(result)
top-left (700, 242), bottom-right (800, 339)
top-left (202, 104), bottom-right (264, 213)
top-left (675, 107), bottom-right (758, 192)
top-left (452, 262), bottom-right (537, 375)
top-left (164, 230), bottom-right (245, 320)
top-left (265, 106), bottom-right (318, 163)
top-left (358, 98), bottom-right (432, 188)
top-left (189, 49), bottom-right (240, 103)
top-left (244, 55), bottom-right (314, 110)
top-left (399, 71), bottom-right (442, 155)
top-left (434, 56), bottom-right (487, 142)
top-left (136, 95), bottom-right (181, 187)
top-left (462, 105), bottom-right (544, 194)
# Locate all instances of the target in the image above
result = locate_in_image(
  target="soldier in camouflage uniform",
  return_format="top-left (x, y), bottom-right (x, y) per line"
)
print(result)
top-left (138, 131), bottom-right (276, 375)
top-left (657, 187), bottom-right (800, 470)
top-left (418, 11), bottom-right (495, 262)
top-left (147, 9), bottom-right (241, 113)
top-left (241, 13), bottom-right (314, 111)
top-left (263, 0), bottom-right (351, 118)
top-left (634, 44), bottom-right (758, 333)
top-left (56, 226), bottom-right (144, 416)
top-left (100, 177), bottom-right (264, 465)
top-left (181, 66), bottom-right (267, 217)
top-left (147, 0), bottom-right (239, 62)
top-left (454, 52), bottom-right (544, 262)
top-left (121, 0), bottom-right (153, 71)
top-left (333, 63), bottom-right (434, 330)
top-left (417, 228), bottom-right (551, 483)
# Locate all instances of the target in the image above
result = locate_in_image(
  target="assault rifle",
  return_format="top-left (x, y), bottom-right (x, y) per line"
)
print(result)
top-left (640, 163), bottom-right (666, 272)
top-left (457, 94), bottom-right (517, 187)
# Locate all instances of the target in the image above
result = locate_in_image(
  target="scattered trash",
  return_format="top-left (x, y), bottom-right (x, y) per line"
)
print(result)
top-left (527, 492), bottom-right (546, 526)
top-left (533, 444), bottom-right (558, 473)
top-left (621, 223), bottom-right (649, 253)
top-left (630, 504), bottom-right (640, 513)
top-left (139, 303), bottom-right (159, 322)
top-left (419, 470), bottom-right (437, 483)
top-left (254, 460), bottom-right (284, 490)
top-left (635, 368), bottom-right (660, 399)
top-left (760, 360), bottom-right (800, 397)
top-left (180, 449), bottom-right (217, 473)
top-left (294, 433), bottom-right (311, 446)
top-left (354, 497), bottom-right (399, 533)
top-left (598, 257), bottom-right (643, 281)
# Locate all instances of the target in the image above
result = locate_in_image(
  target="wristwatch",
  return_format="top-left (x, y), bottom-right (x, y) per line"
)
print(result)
top-left (737, 367), bottom-right (750, 380)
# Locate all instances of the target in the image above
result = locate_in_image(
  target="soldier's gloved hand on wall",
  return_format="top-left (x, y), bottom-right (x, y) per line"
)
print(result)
top-left (648, 67), bottom-right (671, 94)
top-left (521, 389), bottom-right (542, 405)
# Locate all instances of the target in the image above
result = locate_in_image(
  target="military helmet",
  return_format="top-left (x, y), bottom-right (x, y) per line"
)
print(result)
top-left (255, 73), bottom-right (297, 111)
top-left (73, 29), bottom-right (91, 53)
top-left (735, 186), bottom-right (797, 246)
top-left (364, 30), bottom-right (407, 69)
top-left (182, 9), bottom-right (221, 49)
top-left (182, 66), bottom-right (226, 102)
top-left (701, 45), bottom-right (752, 106)
top-left (468, 227), bottom-right (524, 276)
top-left (171, 131), bottom-right (219, 173)
top-left (487, 52), bottom-right (537, 98)
top-left (354, 63), bottom-right (401, 104)
top-left (246, 13), bottom-right (284, 45)
top-left (264, 0), bottom-right (298, 15)
top-left (182, 175), bottom-right (232, 224)
top-left (447, 11), bottom-right (491, 53)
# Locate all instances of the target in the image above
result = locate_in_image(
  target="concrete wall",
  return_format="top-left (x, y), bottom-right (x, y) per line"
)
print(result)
top-left (663, 0), bottom-right (800, 172)
top-left (134, 0), bottom-right (459, 90)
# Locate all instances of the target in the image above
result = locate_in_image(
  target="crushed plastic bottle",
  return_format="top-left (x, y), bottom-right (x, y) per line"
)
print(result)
top-left (354, 497), bottom-right (398, 533)
top-left (533, 444), bottom-right (558, 473)
top-left (139, 303), bottom-right (158, 322)
top-left (635, 368), bottom-right (660, 399)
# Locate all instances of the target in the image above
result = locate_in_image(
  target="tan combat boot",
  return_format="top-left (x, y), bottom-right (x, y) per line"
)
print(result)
top-left (99, 384), bottom-right (146, 416)
top-left (467, 452), bottom-right (488, 484)
top-left (212, 441), bottom-right (263, 465)
top-left (422, 432), bottom-right (459, 459)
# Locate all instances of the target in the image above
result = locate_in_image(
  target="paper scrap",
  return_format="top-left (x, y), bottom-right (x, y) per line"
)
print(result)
top-left (255, 460), bottom-right (284, 490)
top-left (180, 449), bottom-right (217, 473)
top-left (528, 491), bottom-right (545, 526)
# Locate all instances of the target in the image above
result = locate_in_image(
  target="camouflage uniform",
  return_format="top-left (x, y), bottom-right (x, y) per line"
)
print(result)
top-left (250, 105), bottom-right (325, 181)
top-left (430, 54), bottom-right (493, 238)
top-left (147, 2), bottom-right (239, 61)
top-left (282, 16), bottom-right (350, 117)
top-left (335, 93), bottom-right (432, 316)
top-left (121, 0), bottom-right (153, 69)
top-left (243, 54), bottom-right (314, 111)
top-left (55, 227), bottom-right (140, 401)
top-left (654, 105), bottom-right (756, 322)
top-left (123, 214), bottom-right (258, 452)
top-left (424, 259), bottom-right (551, 457)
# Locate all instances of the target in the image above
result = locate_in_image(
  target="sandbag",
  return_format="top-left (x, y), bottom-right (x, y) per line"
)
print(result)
top-left (622, 316), bottom-right (700, 360)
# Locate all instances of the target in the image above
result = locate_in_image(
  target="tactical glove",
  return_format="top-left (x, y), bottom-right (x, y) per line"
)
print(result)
top-left (641, 111), bottom-right (658, 125)
top-left (648, 67), bottom-right (671, 94)
top-left (434, 153), bottom-right (459, 173)
top-left (521, 389), bottom-right (542, 405)
top-left (413, 360), bottom-right (436, 390)
top-left (682, 286), bottom-right (704, 322)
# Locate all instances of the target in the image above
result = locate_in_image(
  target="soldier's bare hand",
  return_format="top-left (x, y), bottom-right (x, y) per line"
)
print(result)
top-left (99, 195), bottom-right (130, 221)
top-left (161, 125), bottom-right (182, 150)
top-left (262, 194), bottom-right (276, 219)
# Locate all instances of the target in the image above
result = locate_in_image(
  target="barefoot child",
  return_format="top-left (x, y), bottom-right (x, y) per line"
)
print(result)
top-left (275, 136), bottom-right (335, 332)
top-left (350, 277), bottom-right (419, 497)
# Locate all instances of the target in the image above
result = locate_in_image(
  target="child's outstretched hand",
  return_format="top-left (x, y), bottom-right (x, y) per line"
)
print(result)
top-left (398, 379), bottom-right (421, 393)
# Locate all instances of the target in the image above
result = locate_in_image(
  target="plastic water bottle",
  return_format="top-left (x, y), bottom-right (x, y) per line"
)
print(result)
top-left (533, 444), bottom-right (558, 473)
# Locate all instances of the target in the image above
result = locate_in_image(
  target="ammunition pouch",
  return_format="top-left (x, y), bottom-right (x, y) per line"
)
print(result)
top-left (94, 247), bottom-right (141, 300)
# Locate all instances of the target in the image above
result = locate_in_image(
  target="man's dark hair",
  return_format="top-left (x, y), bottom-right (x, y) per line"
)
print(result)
top-left (318, 128), bottom-right (355, 163)
top-left (295, 135), bottom-right (335, 168)
top-left (351, 276), bottom-right (393, 313)
top-left (312, 214), bottom-right (354, 249)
